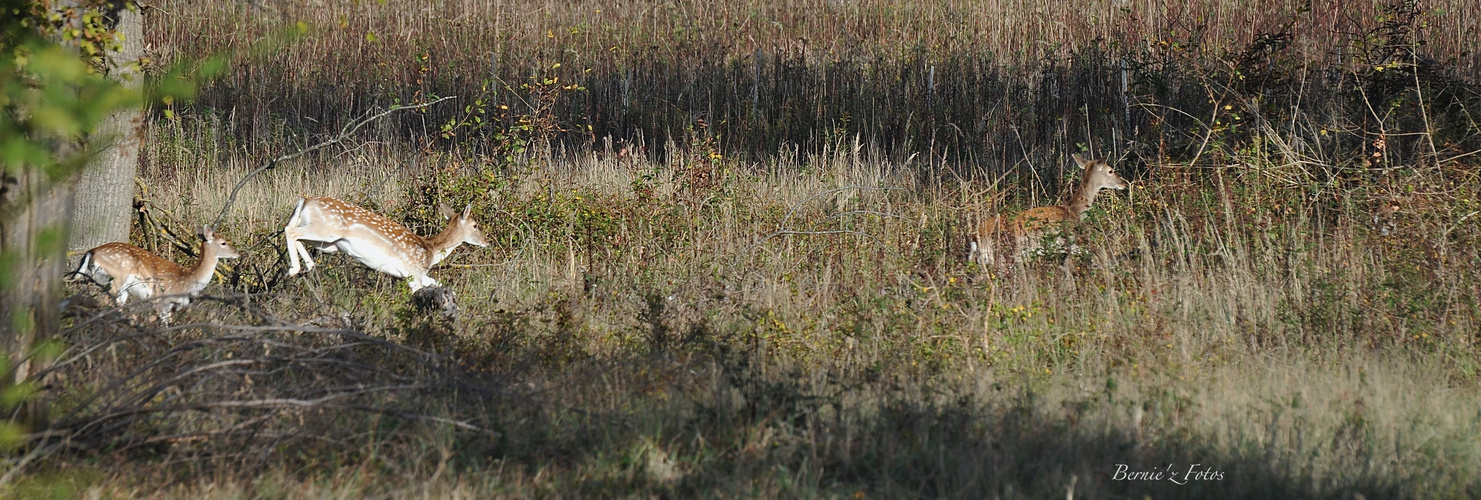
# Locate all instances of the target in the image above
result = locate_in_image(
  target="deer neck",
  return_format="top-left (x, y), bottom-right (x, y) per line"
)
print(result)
top-left (183, 246), bottom-right (224, 291)
top-left (423, 225), bottom-right (465, 267)
top-left (1065, 178), bottom-right (1105, 220)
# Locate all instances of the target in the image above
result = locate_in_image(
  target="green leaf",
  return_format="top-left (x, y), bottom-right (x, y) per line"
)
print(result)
top-left (1, 382), bottom-right (36, 409)
top-left (0, 420), bottom-right (25, 451)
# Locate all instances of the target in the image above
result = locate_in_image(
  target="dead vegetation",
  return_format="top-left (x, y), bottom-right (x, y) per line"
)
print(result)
top-left (6, 0), bottom-right (1480, 497)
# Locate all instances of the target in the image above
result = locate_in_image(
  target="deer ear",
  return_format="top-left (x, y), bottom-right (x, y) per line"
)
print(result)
top-left (198, 225), bottom-right (211, 238)
top-left (461, 204), bottom-right (473, 219)
top-left (1072, 154), bottom-right (1092, 169)
top-left (437, 203), bottom-right (455, 220)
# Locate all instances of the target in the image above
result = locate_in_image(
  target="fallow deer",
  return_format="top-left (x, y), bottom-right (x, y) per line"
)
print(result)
top-left (71, 227), bottom-right (241, 324)
top-left (969, 154), bottom-right (1128, 272)
top-left (282, 197), bottom-right (488, 291)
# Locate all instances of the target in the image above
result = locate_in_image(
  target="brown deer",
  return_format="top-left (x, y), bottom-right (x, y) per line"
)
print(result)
top-left (71, 227), bottom-right (241, 324)
top-left (970, 154), bottom-right (1128, 272)
top-left (282, 197), bottom-right (488, 291)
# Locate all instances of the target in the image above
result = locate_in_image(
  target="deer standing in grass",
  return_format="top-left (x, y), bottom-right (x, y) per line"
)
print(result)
top-left (71, 227), bottom-right (241, 324)
top-left (282, 197), bottom-right (488, 291)
top-left (969, 154), bottom-right (1129, 272)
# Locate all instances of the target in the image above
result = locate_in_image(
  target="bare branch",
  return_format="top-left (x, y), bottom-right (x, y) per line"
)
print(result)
top-left (0, 439), bottom-right (65, 486)
top-left (747, 185), bottom-right (902, 255)
top-left (211, 96), bottom-right (457, 227)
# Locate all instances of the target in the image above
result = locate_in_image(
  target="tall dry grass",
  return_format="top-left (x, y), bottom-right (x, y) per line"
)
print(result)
top-left (146, 0), bottom-right (1481, 175)
top-left (13, 0), bottom-right (1481, 497)
top-left (136, 118), bottom-right (1481, 373)
top-left (37, 116), bottom-right (1470, 495)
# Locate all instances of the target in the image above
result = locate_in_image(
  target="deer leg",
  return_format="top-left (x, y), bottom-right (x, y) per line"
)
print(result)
top-left (283, 200), bottom-right (317, 275)
top-left (284, 230), bottom-right (319, 275)
top-left (407, 274), bottom-right (439, 292)
top-left (108, 277), bottom-right (140, 307)
top-left (284, 228), bottom-right (304, 275)
top-left (293, 238), bottom-right (318, 273)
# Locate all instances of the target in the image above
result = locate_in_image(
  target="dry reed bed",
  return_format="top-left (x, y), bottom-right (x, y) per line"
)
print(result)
top-left (145, 0), bottom-right (1481, 172)
top-left (150, 0), bottom-right (1481, 78)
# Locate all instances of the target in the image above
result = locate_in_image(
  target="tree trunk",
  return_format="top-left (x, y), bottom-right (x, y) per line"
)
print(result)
top-left (67, 5), bottom-right (145, 254)
top-left (3, 1), bottom-right (140, 426)
top-left (0, 167), bottom-right (74, 411)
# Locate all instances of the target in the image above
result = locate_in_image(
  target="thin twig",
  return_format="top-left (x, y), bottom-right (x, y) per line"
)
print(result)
top-left (1438, 147), bottom-right (1481, 165)
top-left (779, 185), bottom-right (901, 229)
top-left (757, 229), bottom-right (883, 243)
top-left (0, 438), bottom-right (65, 486)
top-left (747, 185), bottom-right (902, 255)
top-left (820, 210), bottom-right (906, 222)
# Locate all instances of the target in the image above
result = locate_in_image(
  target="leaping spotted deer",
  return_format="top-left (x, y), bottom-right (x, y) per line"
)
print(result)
top-left (969, 154), bottom-right (1128, 272)
top-left (282, 197), bottom-right (488, 291)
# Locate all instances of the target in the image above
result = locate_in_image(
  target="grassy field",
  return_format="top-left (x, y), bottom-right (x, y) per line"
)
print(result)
top-left (10, 0), bottom-right (1481, 498)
